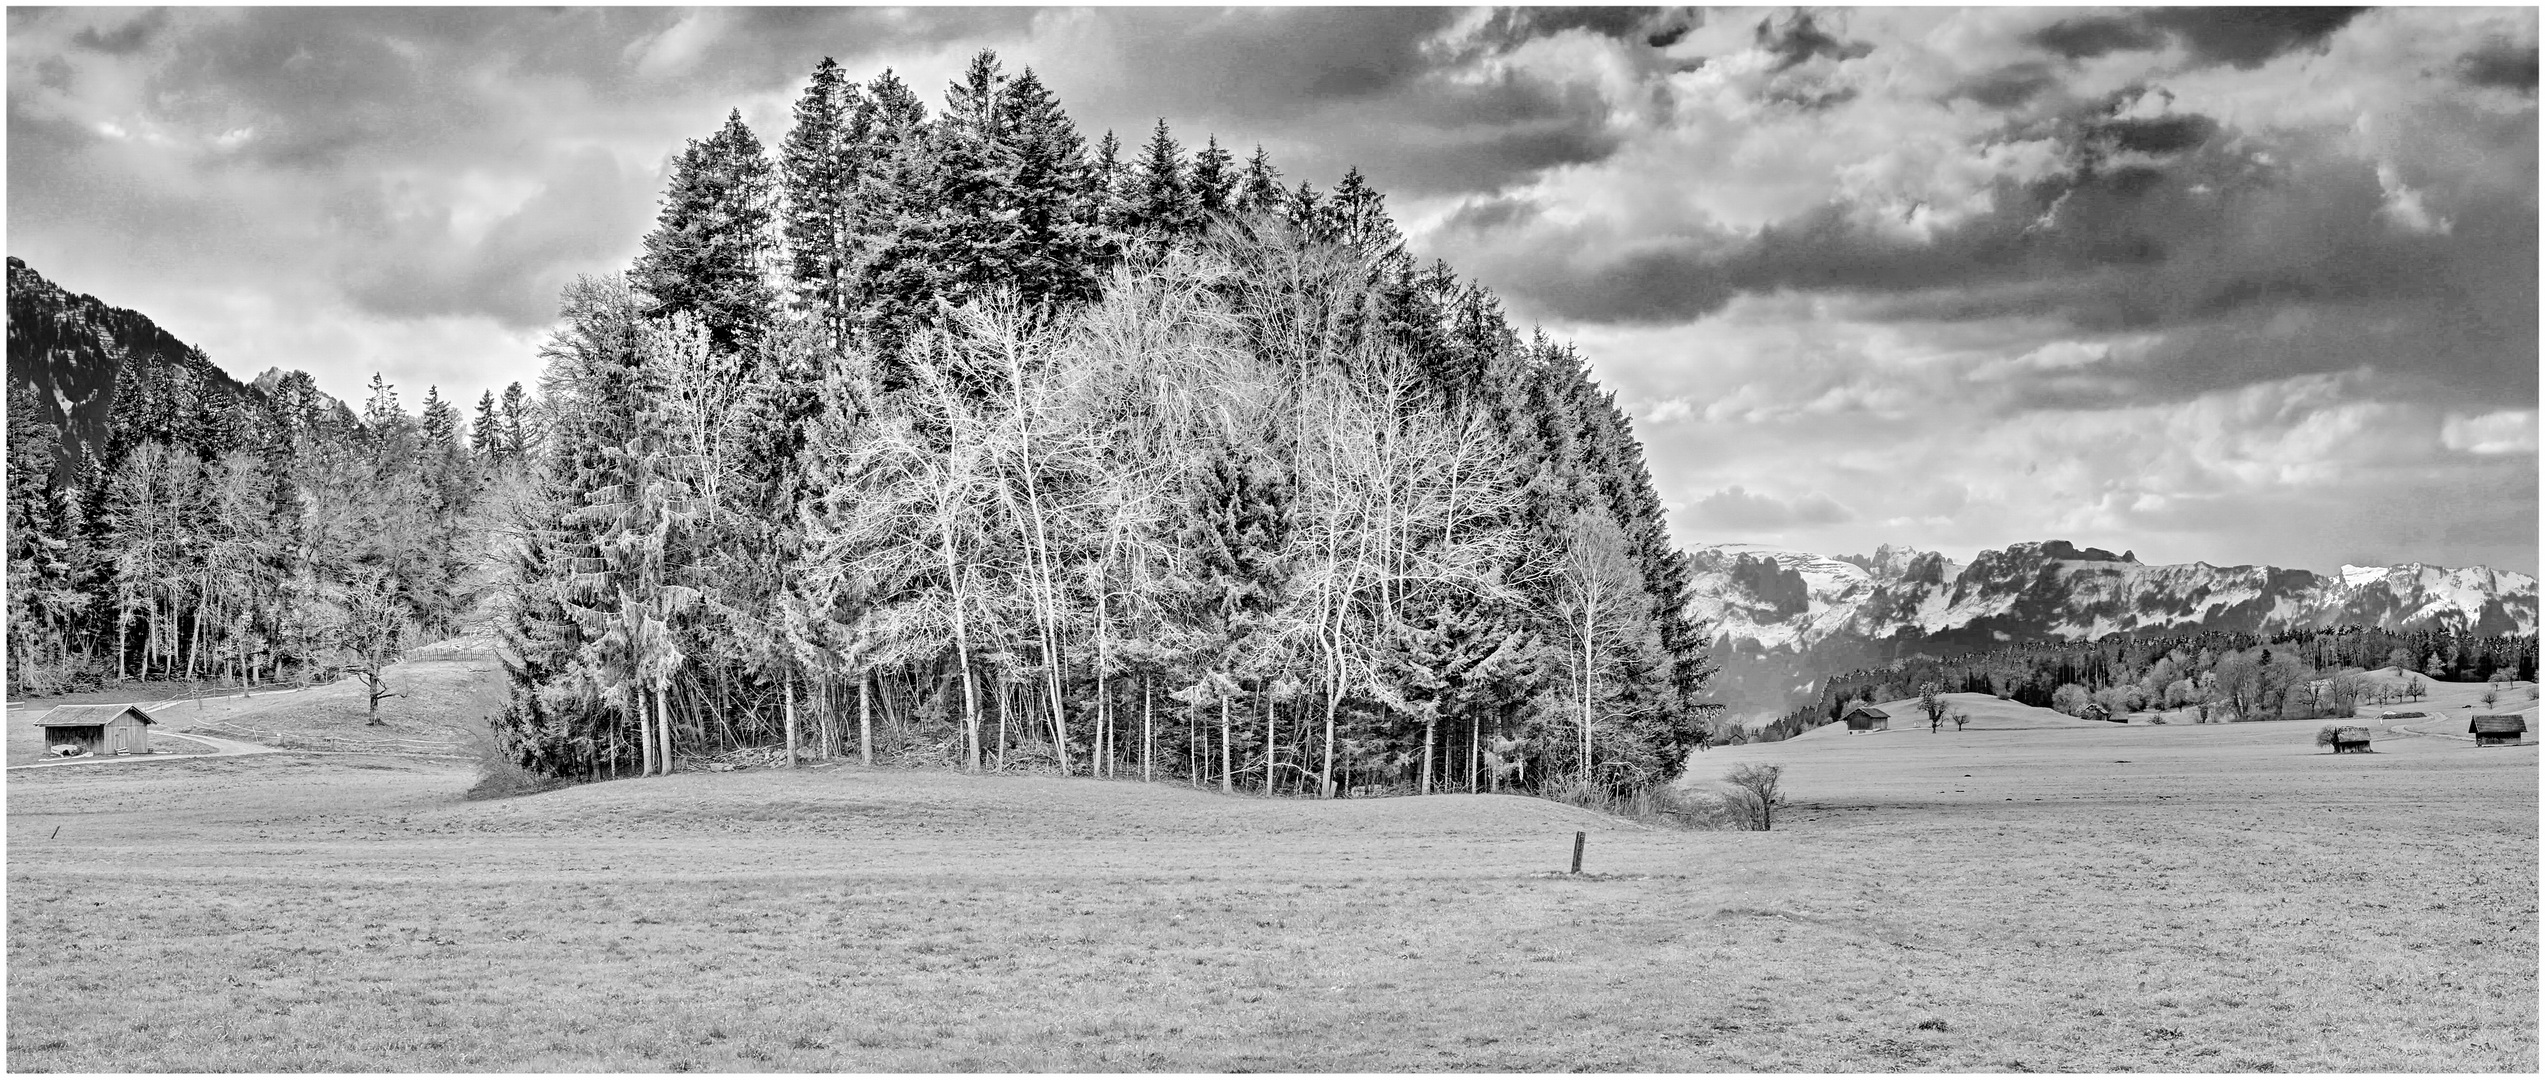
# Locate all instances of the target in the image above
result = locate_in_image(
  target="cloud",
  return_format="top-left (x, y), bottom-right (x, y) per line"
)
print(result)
top-left (1753, 11), bottom-right (1873, 72)
top-left (1692, 486), bottom-right (1857, 531)
top-left (2442, 410), bottom-right (2539, 456)
top-left (8, 6), bottom-right (2533, 578)
top-left (2459, 39), bottom-right (2540, 92)
top-left (2028, 8), bottom-right (2366, 69)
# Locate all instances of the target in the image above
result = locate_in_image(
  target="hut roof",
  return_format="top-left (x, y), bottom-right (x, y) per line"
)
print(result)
top-left (1842, 704), bottom-right (1889, 720)
top-left (35, 704), bottom-right (157, 728)
top-left (2470, 715), bottom-right (2528, 735)
top-left (2332, 726), bottom-right (2371, 740)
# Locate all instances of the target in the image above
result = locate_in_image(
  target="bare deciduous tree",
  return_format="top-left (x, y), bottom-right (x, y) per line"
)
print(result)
top-left (1723, 763), bottom-right (1785, 831)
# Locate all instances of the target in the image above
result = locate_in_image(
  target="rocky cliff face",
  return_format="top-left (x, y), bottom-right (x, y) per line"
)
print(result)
top-left (7, 257), bottom-right (249, 483)
top-left (1690, 540), bottom-right (2540, 720)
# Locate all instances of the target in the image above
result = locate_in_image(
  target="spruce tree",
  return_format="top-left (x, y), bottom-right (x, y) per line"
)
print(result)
top-left (1088, 129), bottom-right (1130, 232)
top-left (1001, 66), bottom-right (1107, 310)
top-left (1126, 118), bottom-right (1192, 237)
top-left (1191, 135), bottom-right (1236, 218)
top-left (471, 391), bottom-right (502, 457)
top-left (780, 57), bottom-right (866, 351)
top-left (634, 109), bottom-right (778, 354)
top-left (1235, 145), bottom-right (1284, 214)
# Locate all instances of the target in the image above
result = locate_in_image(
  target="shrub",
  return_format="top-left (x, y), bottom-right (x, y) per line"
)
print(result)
top-left (2314, 724), bottom-right (2344, 748)
top-left (464, 723), bottom-right (564, 801)
top-left (2146, 713), bottom-right (2167, 725)
top-left (1542, 777), bottom-right (1728, 830)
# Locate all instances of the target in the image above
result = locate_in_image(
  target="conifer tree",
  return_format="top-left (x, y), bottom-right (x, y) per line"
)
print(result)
top-left (1191, 135), bottom-right (1236, 218)
top-left (1088, 130), bottom-right (1130, 231)
top-left (634, 109), bottom-right (778, 353)
top-left (1001, 66), bottom-right (1107, 310)
top-left (780, 57), bottom-right (866, 350)
top-left (1235, 145), bottom-right (1284, 214)
top-left (1126, 119), bottom-right (1192, 237)
top-left (471, 391), bottom-right (503, 457)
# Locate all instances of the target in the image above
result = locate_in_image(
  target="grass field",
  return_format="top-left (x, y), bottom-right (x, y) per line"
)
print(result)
top-left (6, 637), bottom-right (502, 766)
top-left (7, 677), bottom-right (2536, 1071)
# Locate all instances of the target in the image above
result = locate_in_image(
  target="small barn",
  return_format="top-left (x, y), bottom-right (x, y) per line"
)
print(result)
top-left (36, 704), bottom-right (156, 757)
top-left (1840, 704), bottom-right (1890, 733)
top-left (2470, 715), bottom-right (2527, 747)
top-left (2328, 726), bottom-right (2372, 754)
top-left (2082, 702), bottom-right (2112, 723)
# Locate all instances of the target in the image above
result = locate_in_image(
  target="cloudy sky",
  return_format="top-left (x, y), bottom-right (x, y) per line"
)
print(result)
top-left (10, 6), bottom-right (2538, 574)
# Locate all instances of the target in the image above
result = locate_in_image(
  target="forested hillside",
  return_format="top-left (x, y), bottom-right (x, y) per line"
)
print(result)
top-left (1746, 623), bottom-right (2538, 743)
top-left (487, 51), bottom-right (1717, 797)
top-left (4, 262), bottom-right (531, 699)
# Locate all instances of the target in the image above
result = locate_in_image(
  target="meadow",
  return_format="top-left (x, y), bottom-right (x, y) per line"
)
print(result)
top-left (6, 680), bottom-right (2535, 1071)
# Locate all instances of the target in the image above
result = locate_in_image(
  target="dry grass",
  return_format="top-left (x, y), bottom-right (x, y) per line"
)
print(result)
top-left (7, 682), bottom-right (2535, 1071)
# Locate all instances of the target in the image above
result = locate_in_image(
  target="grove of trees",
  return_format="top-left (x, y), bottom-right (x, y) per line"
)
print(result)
top-left (484, 51), bottom-right (1721, 798)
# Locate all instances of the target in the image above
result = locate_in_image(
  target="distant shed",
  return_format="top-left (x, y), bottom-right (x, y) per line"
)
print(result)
top-left (2082, 702), bottom-right (2112, 723)
top-left (2329, 726), bottom-right (2371, 754)
top-left (36, 704), bottom-right (156, 756)
top-left (2470, 715), bottom-right (2527, 747)
top-left (1841, 704), bottom-right (1890, 733)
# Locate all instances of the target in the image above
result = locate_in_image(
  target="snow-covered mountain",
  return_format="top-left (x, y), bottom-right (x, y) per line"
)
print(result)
top-left (1690, 539), bottom-right (2539, 720)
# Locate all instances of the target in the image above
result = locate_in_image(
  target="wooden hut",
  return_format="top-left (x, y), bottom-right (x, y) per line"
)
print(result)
top-left (2470, 715), bottom-right (2527, 747)
top-left (36, 704), bottom-right (156, 757)
top-left (2082, 702), bottom-right (2112, 723)
top-left (2329, 726), bottom-right (2372, 754)
top-left (1840, 704), bottom-right (1890, 733)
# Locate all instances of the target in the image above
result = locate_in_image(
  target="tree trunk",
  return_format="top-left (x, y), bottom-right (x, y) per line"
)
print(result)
top-left (960, 663), bottom-right (983, 773)
top-left (783, 670), bottom-right (799, 768)
top-left (1580, 614), bottom-right (1596, 783)
top-left (855, 674), bottom-right (872, 765)
top-left (1142, 677), bottom-right (1154, 783)
top-left (1470, 713), bottom-right (1481, 793)
top-left (1219, 695), bottom-right (1234, 795)
top-left (1267, 692), bottom-right (1282, 794)
top-left (1420, 716), bottom-right (1436, 795)
top-left (996, 673), bottom-right (1014, 772)
top-left (639, 690), bottom-right (658, 778)
top-left (656, 686), bottom-right (675, 775)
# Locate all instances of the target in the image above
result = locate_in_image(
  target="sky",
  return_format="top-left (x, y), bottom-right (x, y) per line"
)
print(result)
top-left (9, 6), bottom-right (2538, 575)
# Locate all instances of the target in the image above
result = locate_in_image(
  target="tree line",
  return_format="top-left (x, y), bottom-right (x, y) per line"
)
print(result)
top-left (1744, 624), bottom-right (2537, 741)
top-left (4, 305), bottom-right (550, 715)
top-left (487, 50), bottom-right (1719, 798)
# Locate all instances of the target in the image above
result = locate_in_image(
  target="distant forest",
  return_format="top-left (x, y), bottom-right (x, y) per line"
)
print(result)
top-left (1747, 624), bottom-right (2540, 742)
top-left (7, 50), bottom-right (1722, 799)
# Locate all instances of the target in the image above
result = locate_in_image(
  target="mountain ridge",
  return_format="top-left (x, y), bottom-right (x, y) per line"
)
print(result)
top-left (1691, 538), bottom-right (2539, 721)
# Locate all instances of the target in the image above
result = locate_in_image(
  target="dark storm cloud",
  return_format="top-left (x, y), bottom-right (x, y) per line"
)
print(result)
top-left (2459, 40), bottom-right (2540, 92)
top-left (1026, 8), bottom-right (1632, 198)
top-left (1952, 62), bottom-right (2063, 109)
top-left (1462, 7), bottom-right (1706, 52)
top-left (2027, 16), bottom-right (2164, 62)
top-left (2030, 8), bottom-right (2365, 69)
top-left (68, 8), bottom-right (167, 55)
top-left (1453, 76), bottom-right (2535, 408)
top-left (1753, 11), bottom-right (1873, 72)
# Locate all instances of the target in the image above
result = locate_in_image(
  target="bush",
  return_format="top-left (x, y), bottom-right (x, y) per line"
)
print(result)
top-left (1541, 777), bottom-right (1732, 830)
top-left (2314, 724), bottom-right (2344, 748)
top-left (464, 723), bottom-right (564, 801)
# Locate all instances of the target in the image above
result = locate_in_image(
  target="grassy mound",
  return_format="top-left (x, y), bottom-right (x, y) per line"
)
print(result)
top-left (1788, 692), bottom-right (2102, 742)
top-left (175, 635), bottom-right (507, 757)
